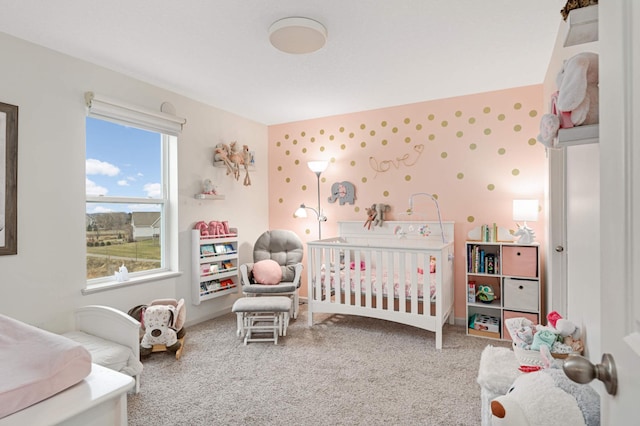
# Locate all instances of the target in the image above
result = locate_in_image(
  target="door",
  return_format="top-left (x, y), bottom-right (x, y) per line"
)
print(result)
top-left (599, 1), bottom-right (640, 422)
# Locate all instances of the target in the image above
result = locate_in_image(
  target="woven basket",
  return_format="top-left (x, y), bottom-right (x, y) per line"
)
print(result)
top-left (512, 342), bottom-right (578, 366)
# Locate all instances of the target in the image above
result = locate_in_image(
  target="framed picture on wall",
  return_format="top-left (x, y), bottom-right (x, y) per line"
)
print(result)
top-left (0, 102), bottom-right (18, 256)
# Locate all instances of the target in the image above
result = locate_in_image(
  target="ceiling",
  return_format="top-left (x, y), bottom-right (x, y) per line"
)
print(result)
top-left (0, 1), bottom-right (565, 125)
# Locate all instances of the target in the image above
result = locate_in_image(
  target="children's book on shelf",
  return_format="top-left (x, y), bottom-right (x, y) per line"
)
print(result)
top-left (214, 244), bottom-right (226, 254)
top-left (468, 281), bottom-right (476, 303)
top-left (222, 261), bottom-right (234, 270)
top-left (224, 243), bottom-right (235, 253)
top-left (200, 245), bottom-right (215, 256)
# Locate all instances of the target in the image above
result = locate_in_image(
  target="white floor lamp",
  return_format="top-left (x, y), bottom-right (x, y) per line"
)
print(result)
top-left (294, 160), bottom-right (328, 239)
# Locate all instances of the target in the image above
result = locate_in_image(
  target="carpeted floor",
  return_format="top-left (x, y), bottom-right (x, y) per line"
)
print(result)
top-left (127, 304), bottom-right (509, 426)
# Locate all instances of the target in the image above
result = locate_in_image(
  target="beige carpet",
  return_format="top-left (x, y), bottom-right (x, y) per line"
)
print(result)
top-left (128, 304), bottom-right (509, 426)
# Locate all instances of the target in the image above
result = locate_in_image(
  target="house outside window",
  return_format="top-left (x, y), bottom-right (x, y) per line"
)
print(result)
top-left (84, 93), bottom-right (184, 288)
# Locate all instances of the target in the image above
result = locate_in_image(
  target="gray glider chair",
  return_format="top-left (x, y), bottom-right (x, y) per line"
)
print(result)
top-left (239, 229), bottom-right (304, 319)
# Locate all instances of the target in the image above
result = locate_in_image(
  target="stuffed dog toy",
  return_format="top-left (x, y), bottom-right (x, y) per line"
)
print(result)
top-left (131, 298), bottom-right (186, 357)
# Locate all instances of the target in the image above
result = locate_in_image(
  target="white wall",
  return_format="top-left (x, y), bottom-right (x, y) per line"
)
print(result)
top-left (0, 33), bottom-right (269, 331)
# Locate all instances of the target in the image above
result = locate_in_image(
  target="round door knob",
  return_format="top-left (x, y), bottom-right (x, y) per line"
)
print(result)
top-left (555, 245), bottom-right (565, 252)
top-left (563, 353), bottom-right (617, 395)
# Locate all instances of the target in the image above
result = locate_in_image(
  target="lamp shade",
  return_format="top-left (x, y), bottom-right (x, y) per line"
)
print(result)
top-left (513, 199), bottom-right (539, 222)
top-left (307, 160), bottom-right (329, 173)
top-left (294, 205), bottom-right (308, 218)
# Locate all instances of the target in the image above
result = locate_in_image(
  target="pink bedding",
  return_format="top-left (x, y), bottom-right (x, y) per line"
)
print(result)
top-left (0, 313), bottom-right (92, 419)
top-left (319, 269), bottom-right (437, 301)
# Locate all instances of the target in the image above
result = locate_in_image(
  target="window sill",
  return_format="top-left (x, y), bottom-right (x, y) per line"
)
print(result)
top-left (82, 270), bottom-right (182, 295)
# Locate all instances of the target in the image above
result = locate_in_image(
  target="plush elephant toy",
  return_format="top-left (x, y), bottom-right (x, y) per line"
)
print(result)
top-left (327, 181), bottom-right (356, 205)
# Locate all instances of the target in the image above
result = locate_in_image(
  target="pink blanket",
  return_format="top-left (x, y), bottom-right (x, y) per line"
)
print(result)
top-left (0, 314), bottom-right (92, 418)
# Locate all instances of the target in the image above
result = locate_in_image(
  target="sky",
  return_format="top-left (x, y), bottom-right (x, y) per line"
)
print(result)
top-left (85, 117), bottom-right (162, 214)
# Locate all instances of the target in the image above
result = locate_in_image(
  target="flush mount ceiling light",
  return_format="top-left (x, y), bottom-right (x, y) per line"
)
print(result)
top-left (269, 17), bottom-right (327, 54)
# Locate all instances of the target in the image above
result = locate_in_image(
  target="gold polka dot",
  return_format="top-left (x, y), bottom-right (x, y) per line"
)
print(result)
top-left (455, 111), bottom-right (462, 117)
top-left (469, 143), bottom-right (477, 150)
top-left (330, 157), bottom-right (336, 163)
top-left (349, 132), bottom-right (355, 138)
top-left (441, 152), bottom-right (448, 159)
top-left (498, 148), bottom-right (506, 155)
top-left (405, 137), bottom-right (411, 143)
top-left (432, 194), bottom-right (438, 200)
top-left (441, 120), bottom-right (448, 127)
top-left (392, 127), bottom-right (398, 133)
top-left (370, 130), bottom-right (376, 136)
top-left (528, 138), bottom-right (537, 146)
top-left (350, 160), bottom-right (356, 166)
top-left (457, 173), bottom-right (464, 179)
top-left (301, 131), bottom-right (306, 137)
top-left (321, 177), bottom-right (326, 183)
top-left (305, 229), bottom-right (310, 235)
top-left (483, 107), bottom-right (491, 114)
top-left (339, 127), bottom-right (345, 132)
top-left (329, 135), bottom-right (335, 140)
top-left (416, 124), bottom-right (423, 130)
top-left (383, 191), bottom-right (389, 197)
top-left (277, 166), bottom-right (282, 171)
top-left (498, 114), bottom-right (505, 121)
top-left (360, 124), bottom-right (366, 130)
top-left (405, 175), bottom-right (411, 181)
top-left (467, 216), bottom-right (475, 223)
top-left (302, 147), bottom-right (307, 153)
top-left (382, 139), bottom-right (388, 146)
top-left (276, 141), bottom-right (281, 147)
top-left (468, 117), bottom-right (476, 124)
top-left (285, 150), bottom-right (290, 155)
top-left (456, 131), bottom-right (463, 138)
top-left (512, 169), bottom-right (520, 176)
top-left (484, 128), bottom-right (492, 135)
top-left (320, 146), bottom-right (325, 152)
top-left (513, 124), bottom-right (522, 132)
top-left (487, 184), bottom-right (495, 191)
top-left (514, 103), bottom-right (522, 110)
top-left (340, 144), bottom-right (346, 150)
top-left (429, 134), bottom-right (435, 141)
top-left (286, 177), bottom-right (291, 183)
top-left (319, 129), bottom-right (325, 135)
top-left (310, 137), bottom-right (316, 142)
top-left (404, 118), bottom-right (410, 124)
top-left (295, 159), bottom-right (300, 165)
top-left (381, 121), bottom-right (388, 127)
top-left (360, 142), bottom-right (366, 148)
top-left (355, 206), bottom-right (360, 213)
top-left (362, 177), bottom-right (367, 183)
top-left (301, 185), bottom-right (307, 190)
top-left (529, 110), bottom-right (538, 117)
top-left (285, 134), bottom-right (290, 139)
top-left (278, 198), bottom-right (283, 203)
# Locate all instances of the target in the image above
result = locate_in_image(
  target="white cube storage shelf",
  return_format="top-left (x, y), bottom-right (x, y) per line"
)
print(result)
top-left (465, 241), bottom-right (542, 341)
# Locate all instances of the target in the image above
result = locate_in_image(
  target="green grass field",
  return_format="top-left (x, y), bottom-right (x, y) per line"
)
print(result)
top-left (86, 239), bottom-right (161, 279)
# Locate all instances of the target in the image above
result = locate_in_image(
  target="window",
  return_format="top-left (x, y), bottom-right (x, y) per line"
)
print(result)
top-left (84, 93), bottom-right (184, 287)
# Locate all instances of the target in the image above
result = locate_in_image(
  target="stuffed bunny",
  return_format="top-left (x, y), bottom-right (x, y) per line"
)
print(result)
top-left (538, 52), bottom-right (599, 148)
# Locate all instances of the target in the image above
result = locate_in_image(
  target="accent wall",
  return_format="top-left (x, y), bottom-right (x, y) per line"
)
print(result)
top-left (268, 85), bottom-right (546, 321)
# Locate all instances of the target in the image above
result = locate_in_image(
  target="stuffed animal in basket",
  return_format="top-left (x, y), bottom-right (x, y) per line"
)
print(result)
top-left (538, 52), bottom-right (599, 148)
top-left (491, 368), bottom-right (600, 426)
top-left (131, 298), bottom-right (186, 357)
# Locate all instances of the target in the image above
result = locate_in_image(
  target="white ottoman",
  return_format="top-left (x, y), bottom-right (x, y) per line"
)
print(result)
top-left (476, 345), bottom-right (522, 426)
top-left (231, 296), bottom-right (292, 345)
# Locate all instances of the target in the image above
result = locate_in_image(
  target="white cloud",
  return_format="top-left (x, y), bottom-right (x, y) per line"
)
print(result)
top-left (127, 176), bottom-right (136, 182)
top-left (144, 183), bottom-right (162, 198)
top-left (137, 172), bottom-right (144, 177)
top-left (117, 180), bottom-right (129, 186)
top-left (85, 178), bottom-right (108, 196)
top-left (86, 158), bottom-right (120, 176)
top-left (88, 205), bottom-right (114, 213)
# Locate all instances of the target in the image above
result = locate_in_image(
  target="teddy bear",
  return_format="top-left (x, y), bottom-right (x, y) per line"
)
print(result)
top-left (491, 368), bottom-right (600, 426)
top-left (538, 52), bottom-right (599, 148)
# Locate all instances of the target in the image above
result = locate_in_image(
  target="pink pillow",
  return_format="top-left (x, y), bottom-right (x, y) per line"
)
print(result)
top-left (252, 259), bottom-right (283, 285)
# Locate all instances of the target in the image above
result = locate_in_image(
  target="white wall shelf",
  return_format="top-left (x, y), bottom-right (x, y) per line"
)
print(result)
top-left (194, 193), bottom-right (225, 200)
top-left (191, 229), bottom-right (239, 305)
top-left (557, 124), bottom-right (599, 147)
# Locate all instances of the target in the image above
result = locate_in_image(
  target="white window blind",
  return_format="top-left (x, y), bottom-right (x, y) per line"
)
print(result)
top-left (84, 92), bottom-right (186, 136)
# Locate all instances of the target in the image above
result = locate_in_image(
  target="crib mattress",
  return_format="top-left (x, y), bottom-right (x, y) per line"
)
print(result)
top-left (318, 268), bottom-right (437, 301)
top-left (0, 314), bottom-right (92, 419)
top-left (63, 330), bottom-right (143, 377)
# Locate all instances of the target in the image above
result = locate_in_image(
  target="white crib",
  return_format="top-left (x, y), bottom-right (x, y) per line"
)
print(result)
top-left (307, 220), bottom-right (455, 349)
